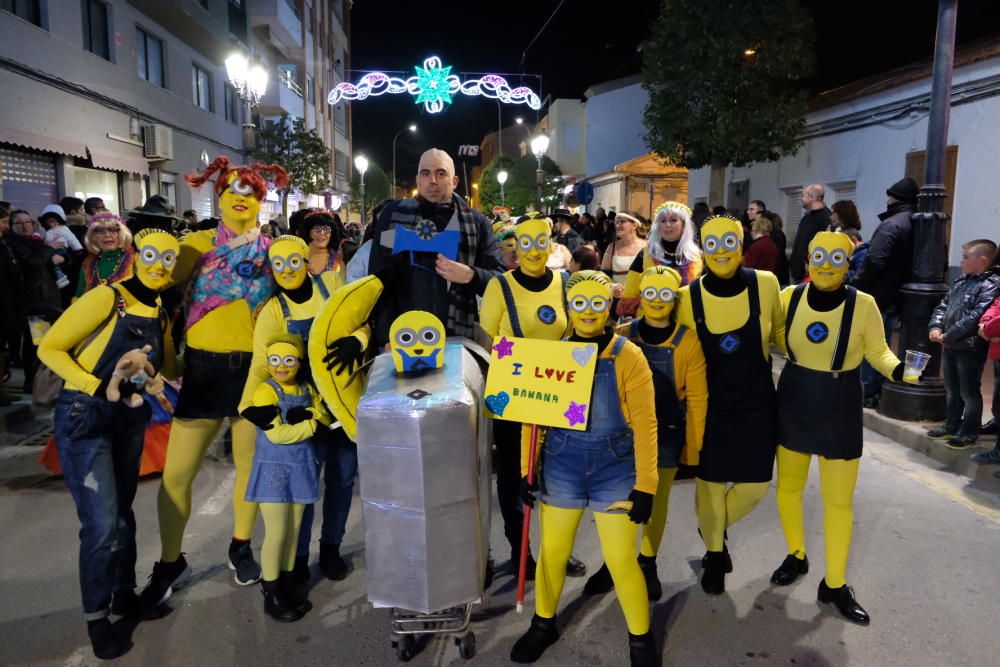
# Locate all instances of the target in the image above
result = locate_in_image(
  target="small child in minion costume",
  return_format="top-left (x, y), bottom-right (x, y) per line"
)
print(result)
top-left (584, 266), bottom-right (708, 601)
top-left (245, 332), bottom-right (331, 622)
top-left (675, 214), bottom-right (785, 596)
top-left (770, 231), bottom-right (906, 626)
top-left (510, 270), bottom-right (658, 667)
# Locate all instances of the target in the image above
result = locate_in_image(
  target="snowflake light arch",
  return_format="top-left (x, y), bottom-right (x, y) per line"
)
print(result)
top-left (327, 56), bottom-right (542, 114)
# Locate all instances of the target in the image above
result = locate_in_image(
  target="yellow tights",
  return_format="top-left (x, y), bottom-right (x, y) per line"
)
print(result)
top-left (695, 479), bottom-right (770, 552)
top-left (775, 446), bottom-right (860, 589)
top-left (157, 417), bottom-right (259, 562)
top-left (640, 467), bottom-right (678, 557)
top-left (259, 503), bottom-right (305, 581)
top-left (535, 504), bottom-right (649, 635)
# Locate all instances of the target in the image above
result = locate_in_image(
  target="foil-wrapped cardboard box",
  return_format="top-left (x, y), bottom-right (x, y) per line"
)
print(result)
top-left (357, 341), bottom-right (491, 613)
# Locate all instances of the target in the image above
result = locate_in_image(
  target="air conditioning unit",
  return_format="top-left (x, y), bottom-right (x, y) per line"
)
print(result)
top-left (142, 124), bottom-right (174, 160)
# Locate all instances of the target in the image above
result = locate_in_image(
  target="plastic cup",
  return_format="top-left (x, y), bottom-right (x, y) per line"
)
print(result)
top-left (902, 350), bottom-right (930, 384)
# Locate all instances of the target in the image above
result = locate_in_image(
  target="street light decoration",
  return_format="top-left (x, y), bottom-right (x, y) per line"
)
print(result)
top-left (497, 170), bottom-right (508, 186)
top-left (354, 155), bottom-right (369, 175)
top-left (225, 53), bottom-right (268, 106)
top-left (327, 56), bottom-right (541, 114)
top-left (530, 133), bottom-right (550, 158)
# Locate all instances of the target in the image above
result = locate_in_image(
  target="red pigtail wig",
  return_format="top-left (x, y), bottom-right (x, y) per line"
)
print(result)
top-left (185, 157), bottom-right (290, 202)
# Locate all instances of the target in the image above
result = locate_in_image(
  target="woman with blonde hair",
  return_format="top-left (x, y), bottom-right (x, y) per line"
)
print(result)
top-left (76, 213), bottom-right (134, 297)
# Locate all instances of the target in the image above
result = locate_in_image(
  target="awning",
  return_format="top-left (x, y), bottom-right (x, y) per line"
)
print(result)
top-left (87, 148), bottom-right (149, 176)
top-left (0, 127), bottom-right (87, 159)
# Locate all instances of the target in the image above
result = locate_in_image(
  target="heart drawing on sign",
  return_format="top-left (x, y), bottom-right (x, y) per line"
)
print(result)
top-left (572, 345), bottom-right (596, 367)
top-left (485, 391), bottom-right (511, 417)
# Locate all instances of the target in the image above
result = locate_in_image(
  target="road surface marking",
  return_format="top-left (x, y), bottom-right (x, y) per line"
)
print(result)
top-left (196, 469), bottom-right (235, 516)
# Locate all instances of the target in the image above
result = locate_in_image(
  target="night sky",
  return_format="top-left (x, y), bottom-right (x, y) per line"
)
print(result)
top-left (349, 1), bottom-right (997, 189)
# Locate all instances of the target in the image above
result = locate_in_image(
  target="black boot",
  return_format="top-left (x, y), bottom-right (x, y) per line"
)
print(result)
top-left (110, 589), bottom-right (140, 617)
top-left (291, 554), bottom-right (311, 583)
top-left (818, 579), bottom-right (870, 626)
top-left (770, 553), bottom-right (809, 586)
top-left (279, 572), bottom-right (313, 615)
top-left (629, 630), bottom-right (659, 667)
top-left (583, 562), bottom-right (614, 595)
top-left (87, 618), bottom-right (129, 660)
top-left (637, 554), bottom-right (662, 601)
top-left (701, 551), bottom-right (726, 595)
top-left (510, 614), bottom-right (559, 663)
top-left (566, 554), bottom-right (587, 577)
top-left (319, 543), bottom-right (348, 581)
top-left (699, 530), bottom-right (733, 573)
top-left (261, 579), bottom-right (304, 622)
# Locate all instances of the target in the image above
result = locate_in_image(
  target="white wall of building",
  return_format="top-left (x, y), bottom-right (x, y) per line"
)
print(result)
top-left (544, 99), bottom-right (586, 177)
top-left (584, 75), bottom-right (648, 177)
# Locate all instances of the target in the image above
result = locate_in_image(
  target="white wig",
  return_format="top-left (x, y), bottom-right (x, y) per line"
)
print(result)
top-left (648, 201), bottom-right (700, 266)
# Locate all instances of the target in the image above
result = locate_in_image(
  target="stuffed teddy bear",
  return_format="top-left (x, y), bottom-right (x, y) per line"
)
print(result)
top-left (105, 345), bottom-right (173, 413)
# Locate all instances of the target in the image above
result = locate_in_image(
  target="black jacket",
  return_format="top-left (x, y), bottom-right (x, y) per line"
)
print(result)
top-left (553, 227), bottom-right (584, 253)
top-left (852, 202), bottom-right (914, 313)
top-left (789, 206), bottom-right (831, 282)
top-left (5, 234), bottom-right (60, 310)
top-left (929, 268), bottom-right (1000, 351)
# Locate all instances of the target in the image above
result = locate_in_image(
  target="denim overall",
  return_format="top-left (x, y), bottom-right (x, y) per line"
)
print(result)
top-left (630, 319), bottom-right (687, 469)
top-left (540, 335), bottom-right (636, 510)
top-left (245, 380), bottom-right (320, 504)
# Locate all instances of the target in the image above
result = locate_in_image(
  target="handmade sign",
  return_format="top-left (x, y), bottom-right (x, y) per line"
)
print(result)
top-left (484, 336), bottom-right (598, 431)
top-left (388, 217), bottom-right (460, 260)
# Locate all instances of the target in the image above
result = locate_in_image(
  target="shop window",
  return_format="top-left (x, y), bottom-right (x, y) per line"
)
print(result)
top-left (160, 171), bottom-right (177, 209)
top-left (192, 63), bottom-right (212, 111)
top-left (136, 27), bottom-right (164, 87)
top-left (1, 0), bottom-right (43, 27)
top-left (71, 166), bottom-right (119, 214)
top-left (905, 145), bottom-right (959, 222)
top-left (82, 0), bottom-right (111, 61)
top-left (224, 84), bottom-right (239, 123)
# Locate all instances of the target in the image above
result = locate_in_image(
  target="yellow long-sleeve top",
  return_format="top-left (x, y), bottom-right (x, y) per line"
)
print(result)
top-left (251, 380), bottom-right (333, 444)
top-left (779, 285), bottom-right (900, 376)
top-left (521, 333), bottom-right (659, 495)
top-left (38, 284), bottom-right (178, 395)
top-left (174, 229), bottom-right (255, 353)
top-left (480, 270), bottom-right (569, 340)
top-left (616, 320), bottom-right (709, 466)
top-left (675, 270), bottom-right (785, 361)
top-left (237, 272), bottom-right (364, 412)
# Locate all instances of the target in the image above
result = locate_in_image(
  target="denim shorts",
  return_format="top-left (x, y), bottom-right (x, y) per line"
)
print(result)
top-left (539, 428), bottom-right (636, 511)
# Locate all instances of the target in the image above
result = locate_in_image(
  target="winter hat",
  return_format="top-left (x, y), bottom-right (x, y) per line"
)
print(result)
top-left (39, 204), bottom-right (66, 223)
top-left (886, 177), bottom-right (919, 202)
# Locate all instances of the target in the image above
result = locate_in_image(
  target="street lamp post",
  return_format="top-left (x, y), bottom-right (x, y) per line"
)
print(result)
top-left (530, 133), bottom-right (550, 212)
top-left (879, 0), bottom-right (956, 421)
top-left (391, 124), bottom-right (417, 198)
top-left (497, 169), bottom-right (508, 206)
top-left (225, 53), bottom-right (268, 161)
top-left (354, 155), bottom-right (369, 225)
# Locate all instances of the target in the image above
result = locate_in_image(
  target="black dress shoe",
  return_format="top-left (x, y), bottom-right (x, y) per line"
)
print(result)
top-left (261, 580), bottom-right (304, 623)
top-left (770, 553), bottom-right (809, 586)
top-left (583, 563), bottom-right (614, 595)
top-left (981, 418), bottom-right (997, 435)
top-left (699, 529), bottom-right (733, 573)
top-left (817, 579), bottom-right (870, 626)
top-left (637, 554), bottom-right (662, 601)
top-left (510, 614), bottom-right (559, 663)
top-left (701, 551), bottom-right (726, 595)
top-left (566, 555), bottom-right (587, 577)
top-left (628, 630), bottom-right (659, 667)
top-left (87, 618), bottom-right (130, 660)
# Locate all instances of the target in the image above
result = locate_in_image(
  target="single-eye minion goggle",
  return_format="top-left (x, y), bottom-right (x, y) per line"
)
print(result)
top-left (267, 354), bottom-right (300, 367)
top-left (270, 254), bottom-right (305, 272)
top-left (138, 246), bottom-right (177, 267)
top-left (641, 286), bottom-right (677, 302)
top-left (516, 233), bottom-right (550, 253)
top-left (702, 232), bottom-right (741, 255)
top-left (568, 295), bottom-right (611, 313)
top-left (394, 327), bottom-right (442, 347)
top-left (226, 178), bottom-right (255, 196)
top-left (810, 247), bottom-right (849, 268)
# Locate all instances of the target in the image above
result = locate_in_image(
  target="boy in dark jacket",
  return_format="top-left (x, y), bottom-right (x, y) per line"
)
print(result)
top-left (928, 239), bottom-right (1000, 448)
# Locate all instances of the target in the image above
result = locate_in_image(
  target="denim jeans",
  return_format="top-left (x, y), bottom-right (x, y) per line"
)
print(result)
top-left (54, 390), bottom-right (149, 620)
top-left (861, 311), bottom-right (900, 399)
top-left (297, 426), bottom-right (357, 555)
top-left (942, 347), bottom-right (989, 436)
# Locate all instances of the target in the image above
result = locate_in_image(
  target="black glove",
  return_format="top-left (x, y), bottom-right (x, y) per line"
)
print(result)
top-left (520, 475), bottom-right (539, 508)
top-left (324, 336), bottom-right (363, 375)
top-left (240, 405), bottom-right (278, 430)
top-left (626, 489), bottom-right (654, 525)
top-left (285, 405), bottom-right (313, 425)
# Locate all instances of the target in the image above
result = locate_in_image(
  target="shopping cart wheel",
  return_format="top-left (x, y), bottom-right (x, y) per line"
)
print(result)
top-left (392, 635), bottom-right (415, 662)
top-left (456, 631), bottom-right (476, 659)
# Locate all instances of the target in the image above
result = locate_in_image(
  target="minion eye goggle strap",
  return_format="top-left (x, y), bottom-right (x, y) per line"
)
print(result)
top-left (517, 234), bottom-right (550, 252)
top-left (568, 296), bottom-right (610, 313)
top-left (139, 247), bottom-right (177, 266)
top-left (268, 354), bottom-right (300, 367)
top-left (270, 254), bottom-right (305, 271)
top-left (641, 287), bottom-right (676, 302)
top-left (810, 248), bottom-right (848, 268)
top-left (702, 232), bottom-right (741, 254)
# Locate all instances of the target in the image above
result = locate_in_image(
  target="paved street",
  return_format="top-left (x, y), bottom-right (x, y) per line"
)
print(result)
top-left (1, 427), bottom-right (998, 667)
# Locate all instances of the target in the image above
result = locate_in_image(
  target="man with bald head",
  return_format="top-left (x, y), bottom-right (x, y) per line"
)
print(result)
top-left (789, 183), bottom-right (832, 283)
top-left (367, 148), bottom-right (504, 343)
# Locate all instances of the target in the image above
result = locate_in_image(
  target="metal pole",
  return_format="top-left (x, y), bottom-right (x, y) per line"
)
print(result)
top-left (360, 178), bottom-right (366, 226)
top-left (878, 0), bottom-right (956, 421)
top-left (500, 182), bottom-right (505, 206)
top-left (462, 160), bottom-right (471, 201)
top-left (535, 156), bottom-right (543, 212)
top-left (241, 99), bottom-right (255, 161)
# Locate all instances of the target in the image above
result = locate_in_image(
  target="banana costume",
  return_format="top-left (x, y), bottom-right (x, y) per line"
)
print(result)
top-left (674, 215), bottom-right (784, 596)
top-left (510, 271), bottom-right (658, 666)
top-left (771, 231), bottom-right (904, 626)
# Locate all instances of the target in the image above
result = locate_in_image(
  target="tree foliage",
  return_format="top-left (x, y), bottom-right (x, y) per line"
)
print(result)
top-left (254, 113), bottom-right (332, 218)
top-left (641, 0), bottom-right (815, 169)
top-left (349, 162), bottom-right (391, 224)
top-left (476, 153), bottom-right (565, 216)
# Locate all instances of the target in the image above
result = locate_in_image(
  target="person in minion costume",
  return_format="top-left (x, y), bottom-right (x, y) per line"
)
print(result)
top-left (239, 234), bottom-right (368, 582)
top-left (584, 265), bottom-right (708, 601)
top-left (245, 332), bottom-right (332, 622)
top-left (480, 213), bottom-right (587, 580)
top-left (510, 270), bottom-right (658, 667)
top-left (38, 228), bottom-right (181, 659)
top-left (144, 157), bottom-right (290, 607)
top-left (674, 214), bottom-right (784, 596)
top-left (771, 231), bottom-right (906, 625)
